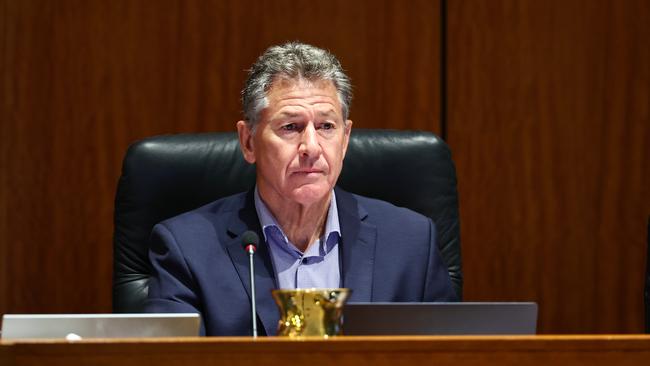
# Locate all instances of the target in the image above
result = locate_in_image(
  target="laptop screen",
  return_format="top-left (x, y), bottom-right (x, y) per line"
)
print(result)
top-left (1, 313), bottom-right (201, 339)
top-left (343, 302), bottom-right (538, 335)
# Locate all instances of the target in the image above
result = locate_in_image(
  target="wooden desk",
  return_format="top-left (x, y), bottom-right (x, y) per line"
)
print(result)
top-left (2, 335), bottom-right (650, 366)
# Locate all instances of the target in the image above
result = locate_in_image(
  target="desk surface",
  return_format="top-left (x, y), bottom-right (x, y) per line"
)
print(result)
top-left (2, 335), bottom-right (650, 366)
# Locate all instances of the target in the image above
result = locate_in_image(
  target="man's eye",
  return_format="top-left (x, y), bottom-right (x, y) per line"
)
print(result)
top-left (281, 123), bottom-right (298, 131)
top-left (320, 123), bottom-right (334, 130)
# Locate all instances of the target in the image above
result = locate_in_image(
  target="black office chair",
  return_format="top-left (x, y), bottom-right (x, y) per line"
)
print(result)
top-left (112, 129), bottom-right (463, 312)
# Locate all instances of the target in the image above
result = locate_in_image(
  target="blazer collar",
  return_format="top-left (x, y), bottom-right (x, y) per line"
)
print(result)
top-left (335, 187), bottom-right (377, 302)
top-left (225, 190), bottom-right (279, 336)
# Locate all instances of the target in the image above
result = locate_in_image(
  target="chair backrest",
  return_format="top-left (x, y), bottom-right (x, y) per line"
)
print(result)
top-left (112, 129), bottom-right (463, 312)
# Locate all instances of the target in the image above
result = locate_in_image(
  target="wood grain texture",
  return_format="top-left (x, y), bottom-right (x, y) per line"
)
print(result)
top-left (447, 0), bottom-right (649, 333)
top-left (0, 1), bottom-right (441, 314)
top-left (2, 335), bottom-right (650, 366)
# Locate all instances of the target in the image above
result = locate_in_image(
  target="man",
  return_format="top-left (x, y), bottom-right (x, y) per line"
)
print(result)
top-left (145, 42), bottom-right (457, 336)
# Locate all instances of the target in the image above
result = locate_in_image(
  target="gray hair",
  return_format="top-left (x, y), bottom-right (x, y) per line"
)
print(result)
top-left (241, 42), bottom-right (352, 126)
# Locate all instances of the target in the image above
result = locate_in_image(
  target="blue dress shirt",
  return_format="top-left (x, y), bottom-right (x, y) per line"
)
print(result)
top-left (254, 188), bottom-right (341, 289)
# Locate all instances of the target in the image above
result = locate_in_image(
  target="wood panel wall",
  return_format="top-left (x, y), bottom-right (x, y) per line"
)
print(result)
top-left (1, 0), bottom-right (648, 334)
top-left (0, 1), bottom-right (441, 313)
top-left (447, 0), bottom-right (649, 333)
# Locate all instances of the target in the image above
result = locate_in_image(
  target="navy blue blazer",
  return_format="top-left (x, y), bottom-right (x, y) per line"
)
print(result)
top-left (145, 187), bottom-right (457, 336)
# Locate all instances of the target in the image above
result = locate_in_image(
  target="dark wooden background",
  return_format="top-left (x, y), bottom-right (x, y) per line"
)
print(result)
top-left (1, 0), bottom-right (648, 333)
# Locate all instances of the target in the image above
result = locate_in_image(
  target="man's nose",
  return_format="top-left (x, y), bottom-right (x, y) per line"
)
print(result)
top-left (298, 123), bottom-right (322, 158)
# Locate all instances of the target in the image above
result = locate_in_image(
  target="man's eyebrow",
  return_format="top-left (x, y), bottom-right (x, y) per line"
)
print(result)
top-left (272, 109), bottom-right (338, 120)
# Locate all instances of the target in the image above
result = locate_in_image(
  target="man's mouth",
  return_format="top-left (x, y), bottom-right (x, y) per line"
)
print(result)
top-left (292, 169), bottom-right (325, 175)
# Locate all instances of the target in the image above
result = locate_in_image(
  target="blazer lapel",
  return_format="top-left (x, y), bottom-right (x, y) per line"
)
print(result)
top-left (225, 191), bottom-right (279, 336)
top-left (336, 187), bottom-right (377, 302)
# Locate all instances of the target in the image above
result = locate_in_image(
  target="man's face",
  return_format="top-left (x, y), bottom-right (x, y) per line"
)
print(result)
top-left (237, 78), bottom-right (352, 207)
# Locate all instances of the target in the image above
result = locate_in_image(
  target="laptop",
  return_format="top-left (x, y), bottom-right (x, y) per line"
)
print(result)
top-left (343, 302), bottom-right (538, 335)
top-left (1, 313), bottom-right (201, 339)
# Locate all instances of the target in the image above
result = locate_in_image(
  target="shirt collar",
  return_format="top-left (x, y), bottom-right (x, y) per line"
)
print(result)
top-left (254, 186), bottom-right (341, 254)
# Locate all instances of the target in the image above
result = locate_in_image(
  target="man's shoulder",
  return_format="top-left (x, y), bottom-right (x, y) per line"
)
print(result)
top-left (337, 187), bottom-right (430, 226)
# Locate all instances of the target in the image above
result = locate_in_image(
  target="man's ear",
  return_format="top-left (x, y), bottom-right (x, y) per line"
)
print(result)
top-left (236, 120), bottom-right (256, 164)
top-left (341, 119), bottom-right (353, 157)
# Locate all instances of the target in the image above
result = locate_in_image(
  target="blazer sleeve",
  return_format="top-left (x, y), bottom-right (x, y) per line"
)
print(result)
top-left (424, 219), bottom-right (459, 301)
top-left (144, 223), bottom-right (206, 333)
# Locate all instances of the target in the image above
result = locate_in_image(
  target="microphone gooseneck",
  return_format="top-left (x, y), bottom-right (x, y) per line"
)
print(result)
top-left (241, 231), bottom-right (260, 337)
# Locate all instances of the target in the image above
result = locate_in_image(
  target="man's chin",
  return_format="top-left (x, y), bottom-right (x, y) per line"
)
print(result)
top-left (290, 184), bottom-right (333, 206)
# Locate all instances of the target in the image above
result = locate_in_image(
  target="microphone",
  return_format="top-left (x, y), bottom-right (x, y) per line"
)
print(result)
top-left (241, 231), bottom-right (260, 337)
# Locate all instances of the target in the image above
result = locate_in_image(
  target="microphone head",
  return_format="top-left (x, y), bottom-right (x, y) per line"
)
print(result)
top-left (242, 230), bottom-right (260, 253)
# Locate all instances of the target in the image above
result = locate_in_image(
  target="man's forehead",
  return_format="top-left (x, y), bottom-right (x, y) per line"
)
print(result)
top-left (265, 78), bottom-right (342, 113)
top-left (276, 109), bottom-right (339, 119)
